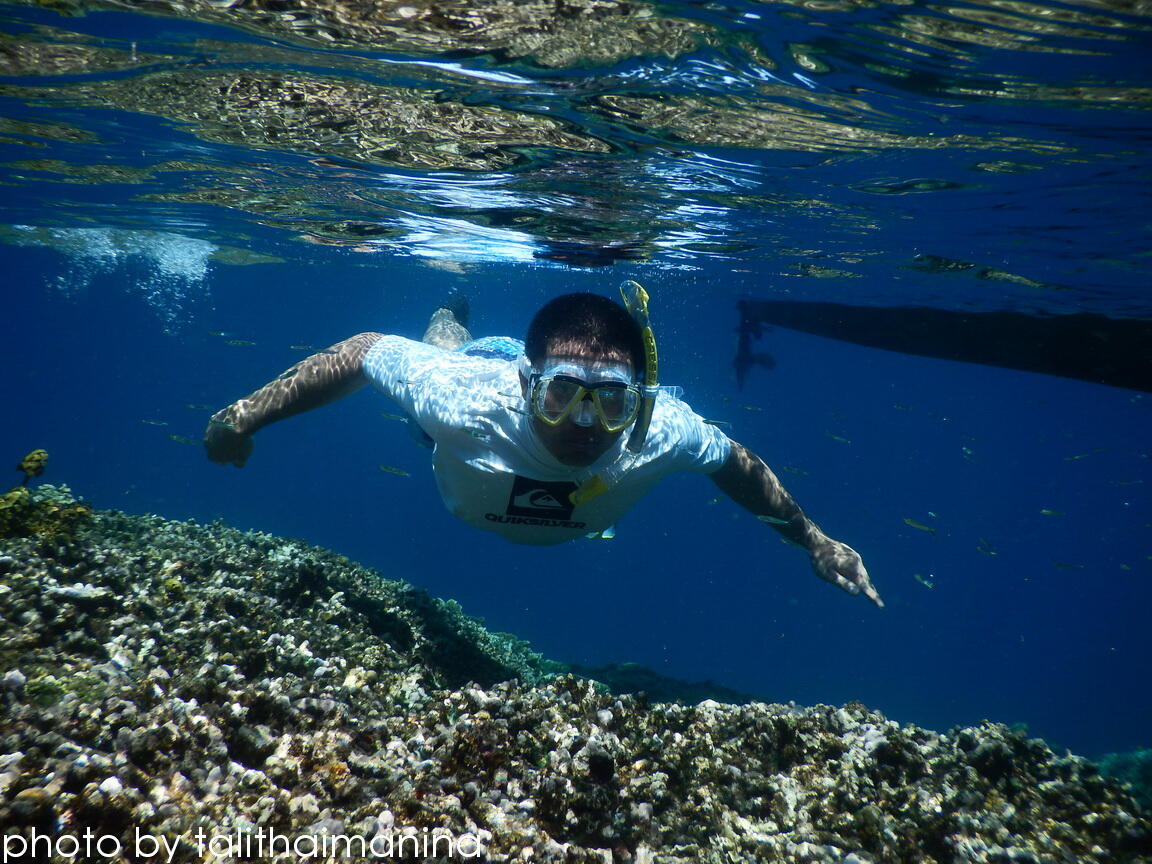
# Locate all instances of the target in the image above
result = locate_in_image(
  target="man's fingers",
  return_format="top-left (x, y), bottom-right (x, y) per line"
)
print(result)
top-left (832, 573), bottom-right (860, 595)
top-left (847, 560), bottom-right (884, 608)
top-left (859, 579), bottom-right (884, 608)
top-left (204, 426), bottom-right (253, 467)
top-left (835, 560), bottom-right (884, 608)
top-left (811, 542), bottom-right (883, 608)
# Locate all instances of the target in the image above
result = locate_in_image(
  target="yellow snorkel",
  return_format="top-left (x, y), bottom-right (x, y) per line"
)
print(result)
top-left (569, 280), bottom-right (659, 508)
top-left (619, 280), bottom-right (658, 454)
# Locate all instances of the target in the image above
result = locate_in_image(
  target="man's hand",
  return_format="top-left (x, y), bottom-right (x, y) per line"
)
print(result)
top-left (809, 535), bottom-right (883, 608)
top-left (204, 417), bottom-right (254, 467)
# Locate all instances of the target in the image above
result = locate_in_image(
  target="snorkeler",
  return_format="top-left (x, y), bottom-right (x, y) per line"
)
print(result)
top-left (203, 287), bottom-right (882, 607)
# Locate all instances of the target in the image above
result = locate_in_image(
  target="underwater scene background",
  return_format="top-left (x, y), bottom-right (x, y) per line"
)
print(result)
top-left (2, 0), bottom-right (1150, 768)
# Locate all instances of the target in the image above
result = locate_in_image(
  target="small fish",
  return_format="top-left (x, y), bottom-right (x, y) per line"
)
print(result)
top-left (1053, 562), bottom-right (1085, 570)
top-left (1120, 564), bottom-right (1131, 571)
top-left (977, 537), bottom-right (998, 557)
top-left (377, 464), bottom-right (410, 477)
top-left (961, 446), bottom-right (976, 462)
top-left (704, 419), bottom-right (733, 429)
top-left (892, 404), bottom-right (911, 411)
top-left (826, 433), bottom-right (851, 444)
top-left (1039, 509), bottom-right (1065, 517)
top-left (1063, 449), bottom-right (1104, 461)
top-left (707, 497), bottom-right (721, 506)
top-left (140, 419), bottom-right (168, 426)
top-left (380, 412), bottom-right (409, 423)
top-left (223, 339), bottom-right (256, 347)
top-left (275, 368), bottom-right (299, 381)
top-left (206, 330), bottom-right (229, 338)
top-left (758, 514), bottom-right (790, 526)
top-left (168, 434), bottom-right (199, 446)
top-left (289, 344), bottom-right (314, 351)
top-left (903, 518), bottom-right (935, 535)
top-left (585, 525), bottom-right (616, 540)
top-left (913, 573), bottom-right (935, 589)
top-left (741, 404), bottom-right (763, 412)
top-left (186, 403), bottom-right (212, 412)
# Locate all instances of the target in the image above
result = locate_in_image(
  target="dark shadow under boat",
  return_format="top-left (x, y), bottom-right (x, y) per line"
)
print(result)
top-left (736, 300), bottom-right (1152, 393)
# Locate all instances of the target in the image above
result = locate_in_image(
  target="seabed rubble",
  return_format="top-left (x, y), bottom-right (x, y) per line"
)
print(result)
top-left (0, 486), bottom-right (1149, 863)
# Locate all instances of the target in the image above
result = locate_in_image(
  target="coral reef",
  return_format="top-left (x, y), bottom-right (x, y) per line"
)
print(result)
top-left (14, 449), bottom-right (48, 485)
top-left (1, 486), bottom-right (1149, 862)
top-left (0, 482), bottom-right (91, 541)
top-left (1100, 750), bottom-right (1152, 813)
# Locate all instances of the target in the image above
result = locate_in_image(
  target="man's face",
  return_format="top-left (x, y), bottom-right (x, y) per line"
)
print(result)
top-left (524, 340), bottom-right (636, 467)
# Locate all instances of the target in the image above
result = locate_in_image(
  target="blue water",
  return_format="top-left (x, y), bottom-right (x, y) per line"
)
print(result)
top-left (2, 0), bottom-right (1150, 760)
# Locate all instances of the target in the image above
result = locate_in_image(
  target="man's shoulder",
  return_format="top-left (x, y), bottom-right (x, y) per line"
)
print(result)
top-left (650, 388), bottom-right (704, 429)
top-left (365, 336), bottom-right (523, 435)
top-left (640, 389), bottom-right (731, 468)
top-left (363, 334), bottom-right (422, 372)
top-left (366, 336), bottom-right (516, 382)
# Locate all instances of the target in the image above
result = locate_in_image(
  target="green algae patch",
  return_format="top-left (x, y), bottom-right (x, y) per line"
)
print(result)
top-left (0, 482), bottom-right (92, 541)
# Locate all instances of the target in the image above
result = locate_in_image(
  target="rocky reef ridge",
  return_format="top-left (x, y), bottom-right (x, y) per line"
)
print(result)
top-left (1, 486), bottom-right (1149, 863)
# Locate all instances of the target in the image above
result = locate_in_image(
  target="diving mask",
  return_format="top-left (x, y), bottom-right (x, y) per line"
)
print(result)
top-left (525, 360), bottom-right (641, 433)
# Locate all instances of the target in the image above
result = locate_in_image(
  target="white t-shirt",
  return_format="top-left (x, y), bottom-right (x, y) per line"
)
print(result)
top-left (363, 335), bottom-right (731, 545)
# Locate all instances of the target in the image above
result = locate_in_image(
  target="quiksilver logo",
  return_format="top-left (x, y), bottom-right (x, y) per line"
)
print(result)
top-left (506, 476), bottom-right (578, 520)
top-left (512, 489), bottom-right (565, 510)
top-left (484, 513), bottom-right (586, 529)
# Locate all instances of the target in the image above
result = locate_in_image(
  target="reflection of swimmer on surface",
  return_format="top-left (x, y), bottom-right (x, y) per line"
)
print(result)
top-left (205, 287), bottom-right (881, 607)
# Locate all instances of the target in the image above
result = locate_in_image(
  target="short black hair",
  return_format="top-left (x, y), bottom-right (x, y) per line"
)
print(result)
top-left (525, 293), bottom-right (645, 374)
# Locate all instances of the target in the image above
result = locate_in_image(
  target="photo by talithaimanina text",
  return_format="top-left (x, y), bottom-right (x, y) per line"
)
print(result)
top-left (3, 813), bottom-right (487, 862)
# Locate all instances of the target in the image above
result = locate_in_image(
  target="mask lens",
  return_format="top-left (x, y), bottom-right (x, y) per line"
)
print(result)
top-left (534, 376), bottom-right (585, 423)
top-left (593, 385), bottom-right (637, 429)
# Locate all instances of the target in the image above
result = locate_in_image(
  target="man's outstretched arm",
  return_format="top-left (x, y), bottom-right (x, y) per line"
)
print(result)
top-left (204, 332), bottom-right (384, 466)
top-left (710, 439), bottom-right (883, 607)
